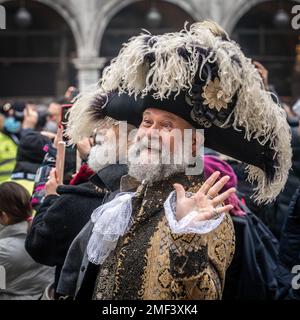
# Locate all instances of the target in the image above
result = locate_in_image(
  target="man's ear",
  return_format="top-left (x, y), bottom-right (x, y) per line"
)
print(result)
top-left (192, 130), bottom-right (205, 157)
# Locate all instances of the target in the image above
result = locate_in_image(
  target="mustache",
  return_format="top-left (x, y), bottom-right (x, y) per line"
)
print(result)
top-left (135, 136), bottom-right (161, 152)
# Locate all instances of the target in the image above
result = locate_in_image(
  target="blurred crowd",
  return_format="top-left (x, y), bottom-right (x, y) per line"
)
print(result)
top-left (0, 61), bottom-right (299, 300)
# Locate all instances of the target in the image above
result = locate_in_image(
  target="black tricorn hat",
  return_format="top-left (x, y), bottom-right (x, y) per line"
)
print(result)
top-left (67, 21), bottom-right (291, 204)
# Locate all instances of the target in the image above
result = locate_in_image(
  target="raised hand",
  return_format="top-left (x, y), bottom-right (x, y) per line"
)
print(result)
top-left (45, 168), bottom-right (59, 196)
top-left (253, 60), bottom-right (269, 90)
top-left (22, 105), bottom-right (38, 129)
top-left (174, 171), bottom-right (236, 222)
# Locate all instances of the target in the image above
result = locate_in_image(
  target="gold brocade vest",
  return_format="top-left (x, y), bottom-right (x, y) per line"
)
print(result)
top-left (93, 173), bottom-right (235, 300)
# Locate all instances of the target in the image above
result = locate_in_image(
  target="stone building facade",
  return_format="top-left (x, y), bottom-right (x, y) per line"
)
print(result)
top-left (0, 0), bottom-right (299, 99)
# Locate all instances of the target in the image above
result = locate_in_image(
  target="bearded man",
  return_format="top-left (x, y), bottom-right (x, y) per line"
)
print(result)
top-left (67, 21), bottom-right (292, 300)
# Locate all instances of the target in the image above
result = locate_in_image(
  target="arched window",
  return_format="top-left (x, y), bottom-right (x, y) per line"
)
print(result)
top-left (100, 1), bottom-right (195, 63)
top-left (231, 0), bottom-right (299, 98)
top-left (0, 0), bottom-right (77, 100)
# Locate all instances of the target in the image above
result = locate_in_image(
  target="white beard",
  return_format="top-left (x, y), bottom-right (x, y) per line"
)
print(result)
top-left (128, 161), bottom-right (186, 183)
top-left (127, 137), bottom-right (187, 183)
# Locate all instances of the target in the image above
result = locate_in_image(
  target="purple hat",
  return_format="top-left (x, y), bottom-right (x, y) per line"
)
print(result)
top-left (204, 155), bottom-right (245, 217)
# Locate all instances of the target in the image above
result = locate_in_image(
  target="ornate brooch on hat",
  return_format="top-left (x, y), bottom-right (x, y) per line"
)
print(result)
top-left (201, 78), bottom-right (231, 112)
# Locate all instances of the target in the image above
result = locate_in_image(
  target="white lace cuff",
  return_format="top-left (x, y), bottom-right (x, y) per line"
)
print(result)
top-left (164, 191), bottom-right (225, 234)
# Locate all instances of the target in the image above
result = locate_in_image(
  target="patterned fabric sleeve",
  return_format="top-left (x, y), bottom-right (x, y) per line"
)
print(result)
top-left (168, 213), bottom-right (235, 300)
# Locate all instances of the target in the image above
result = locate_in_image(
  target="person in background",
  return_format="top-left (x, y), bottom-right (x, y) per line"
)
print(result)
top-left (0, 102), bottom-right (48, 184)
top-left (0, 127), bottom-right (17, 182)
top-left (30, 127), bottom-right (61, 210)
top-left (43, 87), bottom-right (79, 135)
top-left (10, 128), bottom-right (50, 194)
top-left (63, 86), bottom-right (79, 103)
top-left (203, 155), bottom-right (279, 299)
top-left (25, 121), bottom-right (133, 297)
top-left (204, 155), bottom-right (300, 300)
top-left (0, 102), bottom-right (25, 182)
top-left (30, 126), bottom-right (93, 210)
top-left (0, 102), bottom-right (26, 143)
top-left (44, 101), bottom-right (61, 134)
top-left (55, 121), bottom-right (135, 300)
top-left (34, 104), bottom-right (52, 134)
top-left (277, 185), bottom-right (300, 300)
top-left (8, 106), bottom-right (51, 194)
top-left (0, 182), bottom-right (54, 300)
top-left (283, 102), bottom-right (299, 127)
top-left (253, 60), bottom-right (279, 103)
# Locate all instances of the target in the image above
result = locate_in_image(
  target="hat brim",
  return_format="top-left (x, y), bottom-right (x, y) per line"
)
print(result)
top-left (103, 92), bottom-right (275, 179)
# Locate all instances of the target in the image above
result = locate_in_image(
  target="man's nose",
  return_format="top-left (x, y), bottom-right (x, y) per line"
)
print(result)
top-left (145, 125), bottom-right (160, 140)
top-left (145, 120), bottom-right (160, 132)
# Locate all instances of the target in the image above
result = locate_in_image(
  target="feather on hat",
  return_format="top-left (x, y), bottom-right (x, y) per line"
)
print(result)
top-left (67, 21), bottom-right (292, 204)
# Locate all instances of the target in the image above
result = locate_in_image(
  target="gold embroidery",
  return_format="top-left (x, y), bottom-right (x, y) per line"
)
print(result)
top-left (158, 269), bottom-right (171, 289)
top-left (207, 213), bottom-right (235, 292)
top-left (141, 213), bottom-right (235, 300)
top-left (141, 218), bottom-right (171, 300)
top-left (94, 174), bottom-right (235, 300)
top-left (170, 233), bottom-right (195, 243)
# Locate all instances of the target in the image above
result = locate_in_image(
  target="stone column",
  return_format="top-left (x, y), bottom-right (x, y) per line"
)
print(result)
top-left (73, 57), bottom-right (107, 91)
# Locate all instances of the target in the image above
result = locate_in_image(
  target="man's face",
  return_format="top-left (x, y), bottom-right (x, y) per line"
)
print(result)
top-left (48, 103), bottom-right (61, 124)
top-left (128, 108), bottom-right (202, 183)
top-left (133, 108), bottom-right (194, 164)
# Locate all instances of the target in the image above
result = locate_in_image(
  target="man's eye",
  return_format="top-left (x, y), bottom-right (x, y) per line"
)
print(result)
top-left (143, 119), bottom-right (152, 126)
top-left (162, 122), bottom-right (172, 129)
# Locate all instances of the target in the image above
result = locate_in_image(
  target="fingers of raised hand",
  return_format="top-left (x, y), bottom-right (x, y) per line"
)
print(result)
top-left (173, 183), bottom-right (185, 200)
top-left (47, 168), bottom-right (58, 182)
top-left (191, 192), bottom-right (209, 209)
top-left (201, 175), bottom-right (230, 199)
top-left (193, 204), bottom-right (233, 222)
top-left (199, 171), bottom-right (220, 195)
top-left (211, 187), bottom-right (236, 207)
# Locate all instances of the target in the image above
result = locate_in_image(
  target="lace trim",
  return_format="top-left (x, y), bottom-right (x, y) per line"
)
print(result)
top-left (87, 192), bottom-right (135, 265)
top-left (164, 191), bottom-right (225, 234)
